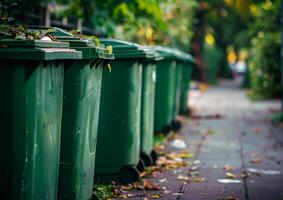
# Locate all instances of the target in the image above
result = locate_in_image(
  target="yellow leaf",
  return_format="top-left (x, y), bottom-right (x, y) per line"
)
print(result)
top-left (106, 45), bottom-right (113, 54)
top-left (150, 194), bottom-right (161, 199)
top-left (226, 172), bottom-right (237, 179)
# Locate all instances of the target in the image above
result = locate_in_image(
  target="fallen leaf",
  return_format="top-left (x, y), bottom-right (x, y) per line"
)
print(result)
top-left (119, 185), bottom-right (133, 190)
top-left (172, 193), bottom-right (183, 196)
top-left (150, 194), bottom-right (161, 199)
top-left (223, 165), bottom-right (235, 171)
top-left (253, 127), bottom-right (261, 134)
top-left (177, 174), bottom-right (189, 181)
top-left (240, 171), bottom-right (250, 178)
top-left (188, 171), bottom-right (200, 177)
top-left (250, 158), bottom-right (262, 164)
top-left (141, 180), bottom-right (161, 190)
top-left (226, 172), bottom-right (237, 179)
top-left (155, 144), bottom-right (165, 151)
top-left (227, 196), bottom-right (239, 200)
top-left (207, 128), bottom-right (215, 135)
top-left (190, 177), bottom-right (205, 182)
top-left (178, 152), bottom-right (194, 159)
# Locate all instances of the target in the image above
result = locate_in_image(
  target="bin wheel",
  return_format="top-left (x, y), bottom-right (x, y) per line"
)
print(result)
top-left (118, 166), bottom-right (140, 184)
top-left (171, 120), bottom-right (182, 131)
top-left (141, 152), bottom-right (153, 166)
top-left (91, 193), bottom-right (100, 200)
top-left (150, 149), bottom-right (158, 165)
top-left (137, 158), bottom-right (146, 172)
top-left (162, 126), bottom-right (171, 135)
top-left (180, 109), bottom-right (190, 116)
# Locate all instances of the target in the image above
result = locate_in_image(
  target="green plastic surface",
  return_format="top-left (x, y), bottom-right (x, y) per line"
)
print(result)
top-left (20, 26), bottom-right (114, 199)
top-left (24, 26), bottom-right (114, 60)
top-left (95, 40), bottom-right (160, 180)
top-left (0, 39), bottom-right (70, 48)
top-left (173, 63), bottom-right (183, 119)
top-left (100, 39), bottom-right (152, 59)
top-left (179, 63), bottom-right (193, 114)
top-left (0, 39), bottom-right (82, 60)
top-left (140, 62), bottom-right (156, 155)
top-left (58, 60), bottom-right (103, 200)
top-left (154, 59), bottom-right (177, 132)
top-left (0, 60), bottom-right (64, 200)
top-left (95, 60), bottom-right (142, 176)
top-left (172, 49), bottom-right (194, 115)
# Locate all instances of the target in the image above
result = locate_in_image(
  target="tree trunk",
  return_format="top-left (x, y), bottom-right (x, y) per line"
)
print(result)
top-left (191, 2), bottom-right (206, 83)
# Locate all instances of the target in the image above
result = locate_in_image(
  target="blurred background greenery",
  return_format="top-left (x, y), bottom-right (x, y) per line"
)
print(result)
top-left (0, 0), bottom-right (281, 101)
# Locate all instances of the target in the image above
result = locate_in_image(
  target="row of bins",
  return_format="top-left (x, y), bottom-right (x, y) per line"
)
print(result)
top-left (0, 26), bottom-right (195, 200)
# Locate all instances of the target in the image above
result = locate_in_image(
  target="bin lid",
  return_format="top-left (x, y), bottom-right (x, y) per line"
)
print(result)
top-left (0, 39), bottom-right (82, 60)
top-left (100, 39), bottom-right (154, 60)
top-left (142, 46), bottom-right (163, 62)
top-left (27, 26), bottom-right (114, 60)
top-left (153, 46), bottom-right (179, 61)
top-left (173, 48), bottom-right (195, 64)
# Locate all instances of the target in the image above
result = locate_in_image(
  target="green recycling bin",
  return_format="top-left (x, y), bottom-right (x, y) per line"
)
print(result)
top-left (140, 48), bottom-right (162, 166)
top-left (26, 26), bottom-right (114, 200)
top-left (43, 29), bottom-right (113, 200)
top-left (153, 46), bottom-right (178, 134)
top-left (172, 60), bottom-right (183, 129)
top-left (0, 38), bottom-right (81, 200)
top-left (175, 50), bottom-right (195, 115)
top-left (94, 39), bottom-right (154, 184)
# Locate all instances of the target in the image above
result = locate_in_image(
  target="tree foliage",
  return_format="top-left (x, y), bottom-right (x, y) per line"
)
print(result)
top-left (247, 0), bottom-right (281, 99)
top-left (89, 0), bottom-right (197, 50)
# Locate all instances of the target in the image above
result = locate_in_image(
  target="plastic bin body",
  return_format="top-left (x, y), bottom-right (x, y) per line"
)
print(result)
top-left (179, 63), bottom-right (192, 114)
top-left (95, 39), bottom-right (150, 181)
top-left (58, 60), bottom-right (103, 200)
top-left (173, 49), bottom-right (195, 115)
top-left (95, 59), bottom-right (142, 176)
top-left (154, 59), bottom-right (177, 133)
top-left (173, 63), bottom-right (183, 119)
top-left (140, 62), bottom-right (156, 156)
top-left (45, 34), bottom-right (113, 199)
top-left (0, 39), bottom-right (81, 200)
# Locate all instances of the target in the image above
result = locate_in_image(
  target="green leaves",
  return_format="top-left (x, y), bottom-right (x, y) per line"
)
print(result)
top-left (0, 0), bottom-right (17, 24)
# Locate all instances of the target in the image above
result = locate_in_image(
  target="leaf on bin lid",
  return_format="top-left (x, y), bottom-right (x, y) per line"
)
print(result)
top-left (106, 45), bottom-right (113, 54)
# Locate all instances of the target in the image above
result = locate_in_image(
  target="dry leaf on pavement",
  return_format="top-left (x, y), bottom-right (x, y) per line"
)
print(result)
top-left (150, 194), bottom-right (161, 199)
top-left (226, 172), bottom-right (237, 179)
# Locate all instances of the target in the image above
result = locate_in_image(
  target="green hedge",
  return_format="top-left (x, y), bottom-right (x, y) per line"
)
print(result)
top-left (248, 32), bottom-right (281, 100)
